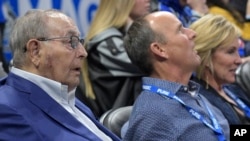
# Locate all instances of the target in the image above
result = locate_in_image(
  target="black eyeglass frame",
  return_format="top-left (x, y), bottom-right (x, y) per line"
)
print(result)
top-left (37, 35), bottom-right (84, 49)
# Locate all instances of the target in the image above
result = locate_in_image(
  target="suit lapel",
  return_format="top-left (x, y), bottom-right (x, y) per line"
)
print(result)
top-left (75, 99), bottom-right (121, 141)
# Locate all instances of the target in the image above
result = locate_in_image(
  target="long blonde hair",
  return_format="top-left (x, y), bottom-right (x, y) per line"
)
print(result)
top-left (190, 14), bottom-right (241, 80)
top-left (82, 0), bottom-right (135, 99)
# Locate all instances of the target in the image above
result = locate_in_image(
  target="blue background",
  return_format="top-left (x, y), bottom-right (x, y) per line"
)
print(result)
top-left (3, 0), bottom-right (99, 62)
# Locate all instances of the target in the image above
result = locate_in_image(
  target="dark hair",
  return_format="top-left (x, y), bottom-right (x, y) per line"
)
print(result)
top-left (124, 16), bottom-right (166, 75)
top-left (229, 0), bottom-right (247, 22)
top-left (207, 0), bottom-right (244, 23)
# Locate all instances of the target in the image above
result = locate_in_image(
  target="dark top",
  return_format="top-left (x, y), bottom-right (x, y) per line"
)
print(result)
top-left (191, 76), bottom-right (250, 124)
top-left (76, 27), bottom-right (143, 117)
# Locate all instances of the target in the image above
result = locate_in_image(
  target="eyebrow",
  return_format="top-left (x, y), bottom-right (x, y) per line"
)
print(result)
top-left (66, 30), bottom-right (80, 36)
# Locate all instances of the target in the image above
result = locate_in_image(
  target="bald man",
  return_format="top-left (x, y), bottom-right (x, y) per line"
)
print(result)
top-left (122, 11), bottom-right (229, 141)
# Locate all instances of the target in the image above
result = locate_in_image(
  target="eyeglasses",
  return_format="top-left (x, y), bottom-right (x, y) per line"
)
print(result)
top-left (37, 35), bottom-right (84, 49)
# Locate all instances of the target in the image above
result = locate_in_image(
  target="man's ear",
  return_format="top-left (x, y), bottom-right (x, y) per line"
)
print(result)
top-left (150, 42), bottom-right (168, 59)
top-left (26, 39), bottom-right (41, 67)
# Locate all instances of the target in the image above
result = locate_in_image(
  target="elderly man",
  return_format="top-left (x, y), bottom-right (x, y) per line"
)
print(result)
top-left (0, 9), bottom-right (120, 141)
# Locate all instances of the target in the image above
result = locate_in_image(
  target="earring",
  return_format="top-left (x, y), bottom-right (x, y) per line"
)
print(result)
top-left (205, 75), bottom-right (209, 89)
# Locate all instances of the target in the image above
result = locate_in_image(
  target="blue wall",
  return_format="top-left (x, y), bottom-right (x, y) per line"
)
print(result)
top-left (10, 0), bottom-right (99, 36)
top-left (3, 0), bottom-right (99, 62)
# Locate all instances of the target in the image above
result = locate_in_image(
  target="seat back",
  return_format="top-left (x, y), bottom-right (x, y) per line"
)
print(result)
top-left (236, 61), bottom-right (250, 94)
top-left (99, 106), bottom-right (132, 138)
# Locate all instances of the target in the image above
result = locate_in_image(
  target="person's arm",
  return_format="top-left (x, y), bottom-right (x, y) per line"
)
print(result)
top-left (187, 0), bottom-right (209, 16)
top-left (246, 0), bottom-right (250, 21)
top-left (123, 108), bottom-right (178, 141)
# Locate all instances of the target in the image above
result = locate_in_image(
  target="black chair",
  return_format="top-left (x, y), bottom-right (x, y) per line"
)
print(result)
top-left (99, 106), bottom-right (132, 138)
top-left (236, 61), bottom-right (250, 95)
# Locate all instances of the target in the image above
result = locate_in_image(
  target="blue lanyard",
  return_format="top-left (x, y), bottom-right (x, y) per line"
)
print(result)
top-left (143, 84), bottom-right (226, 141)
top-left (223, 87), bottom-right (250, 118)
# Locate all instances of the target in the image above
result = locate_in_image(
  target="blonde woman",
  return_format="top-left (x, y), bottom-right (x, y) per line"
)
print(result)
top-left (190, 14), bottom-right (250, 124)
top-left (77, 0), bottom-right (150, 117)
top-left (207, 0), bottom-right (250, 57)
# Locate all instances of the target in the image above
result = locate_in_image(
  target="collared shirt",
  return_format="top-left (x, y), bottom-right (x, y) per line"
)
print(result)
top-left (123, 77), bottom-right (229, 141)
top-left (142, 77), bottom-right (200, 96)
top-left (11, 67), bottom-right (112, 141)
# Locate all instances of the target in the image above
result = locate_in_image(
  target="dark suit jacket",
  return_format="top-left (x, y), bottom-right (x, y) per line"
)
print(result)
top-left (0, 72), bottom-right (120, 141)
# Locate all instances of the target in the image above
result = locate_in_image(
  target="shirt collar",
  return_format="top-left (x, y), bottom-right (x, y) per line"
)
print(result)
top-left (142, 77), bottom-right (200, 95)
top-left (11, 67), bottom-right (76, 107)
